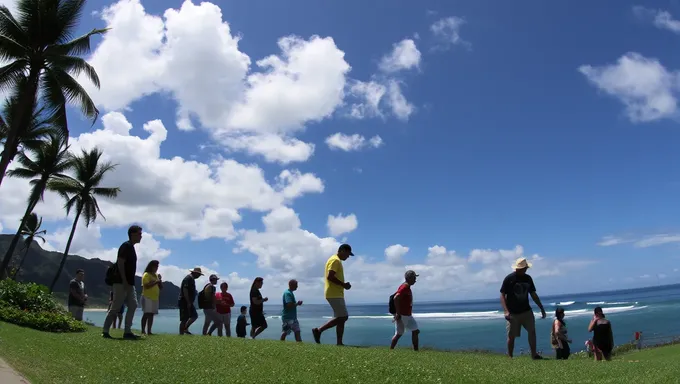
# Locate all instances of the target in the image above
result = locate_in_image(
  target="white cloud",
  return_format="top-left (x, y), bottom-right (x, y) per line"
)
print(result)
top-left (325, 133), bottom-right (383, 151)
top-left (0, 112), bottom-right (324, 242)
top-left (579, 53), bottom-right (679, 122)
top-left (430, 16), bottom-right (469, 50)
top-left (82, 0), bottom-right (352, 163)
top-left (633, 6), bottom-right (680, 34)
top-left (597, 233), bottom-right (680, 248)
top-left (384, 244), bottom-right (409, 265)
top-left (379, 39), bottom-right (421, 73)
top-left (386, 79), bottom-right (415, 120)
top-left (327, 213), bottom-right (358, 237)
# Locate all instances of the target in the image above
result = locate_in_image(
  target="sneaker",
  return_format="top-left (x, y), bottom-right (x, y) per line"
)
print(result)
top-left (532, 354), bottom-right (544, 360)
top-left (312, 328), bottom-right (321, 344)
top-left (102, 332), bottom-right (113, 339)
top-left (123, 333), bottom-right (140, 340)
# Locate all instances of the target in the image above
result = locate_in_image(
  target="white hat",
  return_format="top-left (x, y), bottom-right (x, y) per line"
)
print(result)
top-left (512, 257), bottom-right (532, 270)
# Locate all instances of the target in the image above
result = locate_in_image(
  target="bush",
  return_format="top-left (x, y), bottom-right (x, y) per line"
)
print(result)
top-left (0, 280), bottom-right (86, 332)
top-left (0, 302), bottom-right (86, 332)
top-left (0, 279), bottom-right (62, 312)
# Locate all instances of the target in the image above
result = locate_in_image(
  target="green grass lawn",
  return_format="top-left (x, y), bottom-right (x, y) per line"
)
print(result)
top-left (0, 323), bottom-right (678, 384)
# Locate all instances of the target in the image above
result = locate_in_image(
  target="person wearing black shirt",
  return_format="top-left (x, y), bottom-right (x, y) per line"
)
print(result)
top-left (179, 267), bottom-right (203, 335)
top-left (102, 225), bottom-right (143, 340)
top-left (67, 269), bottom-right (87, 321)
top-left (249, 277), bottom-right (269, 339)
top-left (500, 257), bottom-right (546, 359)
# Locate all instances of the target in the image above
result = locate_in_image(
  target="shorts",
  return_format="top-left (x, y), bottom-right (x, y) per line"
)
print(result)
top-left (68, 305), bottom-right (84, 321)
top-left (250, 311), bottom-right (267, 329)
top-left (327, 298), bottom-right (348, 318)
top-left (282, 319), bottom-right (301, 335)
top-left (395, 315), bottom-right (419, 336)
top-left (179, 300), bottom-right (198, 322)
top-left (141, 296), bottom-right (159, 314)
top-left (506, 310), bottom-right (535, 338)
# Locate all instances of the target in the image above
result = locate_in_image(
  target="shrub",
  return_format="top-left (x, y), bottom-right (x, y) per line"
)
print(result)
top-left (0, 279), bottom-right (62, 312)
top-left (0, 302), bottom-right (86, 332)
top-left (0, 280), bottom-right (85, 332)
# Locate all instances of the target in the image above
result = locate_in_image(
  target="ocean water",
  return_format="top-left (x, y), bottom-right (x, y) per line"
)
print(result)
top-left (84, 284), bottom-right (680, 354)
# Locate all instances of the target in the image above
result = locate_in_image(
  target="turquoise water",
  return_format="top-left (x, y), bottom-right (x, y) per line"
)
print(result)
top-left (84, 284), bottom-right (680, 354)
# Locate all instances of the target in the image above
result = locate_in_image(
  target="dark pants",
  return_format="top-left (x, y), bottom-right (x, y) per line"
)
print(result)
top-left (556, 344), bottom-right (571, 360)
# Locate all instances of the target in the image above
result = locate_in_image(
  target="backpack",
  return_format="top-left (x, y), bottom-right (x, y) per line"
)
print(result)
top-left (197, 284), bottom-right (211, 309)
top-left (105, 264), bottom-right (119, 286)
top-left (388, 293), bottom-right (396, 315)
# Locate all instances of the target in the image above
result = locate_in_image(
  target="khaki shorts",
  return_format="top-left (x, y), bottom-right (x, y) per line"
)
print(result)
top-left (506, 310), bottom-right (535, 338)
top-left (140, 296), bottom-right (159, 314)
top-left (327, 298), bottom-right (348, 318)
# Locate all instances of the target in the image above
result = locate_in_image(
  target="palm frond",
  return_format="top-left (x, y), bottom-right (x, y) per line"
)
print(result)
top-left (0, 61), bottom-right (28, 93)
top-left (42, 68), bottom-right (98, 122)
top-left (45, 27), bottom-right (109, 57)
top-left (6, 165), bottom-right (37, 179)
top-left (49, 55), bottom-right (100, 88)
top-left (0, 34), bottom-right (26, 62)
top-left (55, 0), bottom-right (87, 44)
top-left (0, 5), bottom-right (27, 45)
top-left (92, 186), bottom-right (120, 198)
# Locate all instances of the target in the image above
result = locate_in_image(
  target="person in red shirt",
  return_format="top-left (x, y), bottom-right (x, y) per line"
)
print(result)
top-left (390, 270), bottom-right (419, 351)
top-left (209, 282), bottom-right (235, 337)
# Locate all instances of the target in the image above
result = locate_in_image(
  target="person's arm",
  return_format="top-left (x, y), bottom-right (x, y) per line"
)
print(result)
top-left (326, 260), bottom-right (349, 288)
top-left (182, 283), bottom-right (192, 307)
top-left (70, 282), bottom-right (84, 303)
top-left (588, 317), bottom-right (597, 332)
top-left (608, 323), bottom-right (614, 346)
top-left (142, 274), bottom-right (156, 289)
top-left (227, 294), bottom-right (234, 307)
top-left (529, 292), bottom-right (545, 315)
top-left (117, 252), bottom-right (127, 286)
top-left (285, 295), bottom-right (296, 309)
top-left (500, 293), bottom-right (509, 315)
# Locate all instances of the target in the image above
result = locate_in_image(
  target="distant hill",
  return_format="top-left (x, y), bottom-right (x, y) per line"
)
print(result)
top-left (0, 234), bottom-right (181, 309)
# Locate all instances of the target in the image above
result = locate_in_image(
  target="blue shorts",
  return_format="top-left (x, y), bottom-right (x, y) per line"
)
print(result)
top-left (282, 319), bottom-right (300, 335)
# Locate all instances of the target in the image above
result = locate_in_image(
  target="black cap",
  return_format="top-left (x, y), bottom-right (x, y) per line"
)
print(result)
top-left (339, 243), bottom-right (354, 256)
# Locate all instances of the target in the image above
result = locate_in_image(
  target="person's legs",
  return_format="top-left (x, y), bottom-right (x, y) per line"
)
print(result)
top-left (505, 317), bottom-right (520, 358)
top-left (314, 298), bottom-right (349, 344)
top-left (116, 313), bottom-right (123, 328)
top-left (520, 311), bottom-right (538, 357)
top-left (69, 306), bottom-right (84, 321)
top-left (390, 318), bottom-right (404, 349)
top-left (123, 286), bottom-right (138, 334)
top-left (141, 313), bottom-right (149, 334)
top-left (224, 313), bottom-right (231, 337)
top-left (252, 316), bottom-right (267, 339)
top-left (147, 314), bottom-right (155, 334)
top-left (202, 310), bottom-right (212, 335)
top-left (102, 284), bottom-right (126, 335)
top-left (405, 316), bottom-right (420, 351)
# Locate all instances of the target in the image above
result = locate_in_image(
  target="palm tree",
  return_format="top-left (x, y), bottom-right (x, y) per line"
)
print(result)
top-left (47, 147), bottom-right (119, 292)
top-left (0, 0), bottom-right (107, 187)
top-left (0, 97), bottom-right (65, 161)
top-left (0, 133), bottom-right (72, 278)
top-left (11, 212), bottom-right (46, 280)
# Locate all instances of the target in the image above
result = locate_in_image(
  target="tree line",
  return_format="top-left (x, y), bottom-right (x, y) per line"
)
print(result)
top-left (0, 0), bottom-right (119, 292)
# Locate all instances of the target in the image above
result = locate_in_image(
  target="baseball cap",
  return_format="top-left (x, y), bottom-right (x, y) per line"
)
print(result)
top-left (405, 270), bottom-right (419, 279)
top-left (339, 243), bottom-right (354, 256)
top-left (209, 274), bottom-right (219, 280)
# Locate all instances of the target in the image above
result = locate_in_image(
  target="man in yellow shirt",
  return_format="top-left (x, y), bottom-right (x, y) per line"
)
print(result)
top-left (312, 243), bottom-right (353, 346)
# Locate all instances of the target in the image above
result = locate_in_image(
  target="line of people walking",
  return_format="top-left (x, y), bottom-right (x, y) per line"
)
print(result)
top-left (67, 225), bottom-right (614, 359)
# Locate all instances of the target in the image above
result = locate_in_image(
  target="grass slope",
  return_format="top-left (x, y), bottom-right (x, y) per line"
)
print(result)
top-left (0, 323), bottom-right (678, 384)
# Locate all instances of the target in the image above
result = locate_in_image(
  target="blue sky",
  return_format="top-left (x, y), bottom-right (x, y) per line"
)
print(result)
top-left (2, 0), bottom-right (680, 303)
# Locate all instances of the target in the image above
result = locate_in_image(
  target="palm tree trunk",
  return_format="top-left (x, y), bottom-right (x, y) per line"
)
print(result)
top-left (0, 198), bottom-right (39, 279)
top-left (49, 209), bottom-right (82, 293)
top-left (0, 67), bottom-right (41, 187)
top-left (12, 243), bottom-right (31, 281)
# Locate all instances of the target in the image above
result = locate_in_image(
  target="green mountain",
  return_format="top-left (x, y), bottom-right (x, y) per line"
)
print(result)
top-left (0, 234), bottom-right (181, 309)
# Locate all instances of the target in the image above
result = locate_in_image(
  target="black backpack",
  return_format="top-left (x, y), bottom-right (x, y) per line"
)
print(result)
top-left (105, 264), bottom-right (119, 286)
top-left (197, 284), bottom-right (211, 309)
top-left (388, 293), bottom-right (396, 315)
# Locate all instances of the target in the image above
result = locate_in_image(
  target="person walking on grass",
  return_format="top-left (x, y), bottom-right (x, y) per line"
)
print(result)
top-left (390, 270), bottom-right (420, 351)
top-left (249, 277), bottom-right (269, 339)
top-left (281, 279), bottom-right (303, 342)
top-left (102, 225), bottom-right (143, 340)
top-left (68, 269), bottom-right (87, 321)
top-left (108, 290), bottom-right (124, 329)
top-left (312, 243), bottom-right (354, 346)
top-left (140, 260), bottom-right (162, 335)
top-left (551, 307), bottom-right (571, 360)
top-left (179, 267), bottom-right (203, 335)
top-left (500, 257), bottom-right (546, 359)
top-left (236, 306), bottom-right (249, 338)
top-left (201, 274), bottom-right (223, 336)
top-left (588, 306), bottom-right (614, 361)
top-left (209, 282), bottom-right (235, 337)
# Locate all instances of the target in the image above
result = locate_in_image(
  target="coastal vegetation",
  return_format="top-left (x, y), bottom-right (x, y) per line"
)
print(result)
top-left (0, 321), bottom-right (679, 383)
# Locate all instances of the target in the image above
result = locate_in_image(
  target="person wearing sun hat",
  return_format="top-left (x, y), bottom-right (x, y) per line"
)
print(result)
top-left (178, 267), bottom-right (203, 335)
top-left (500, 257), bottom-right (546, 359)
